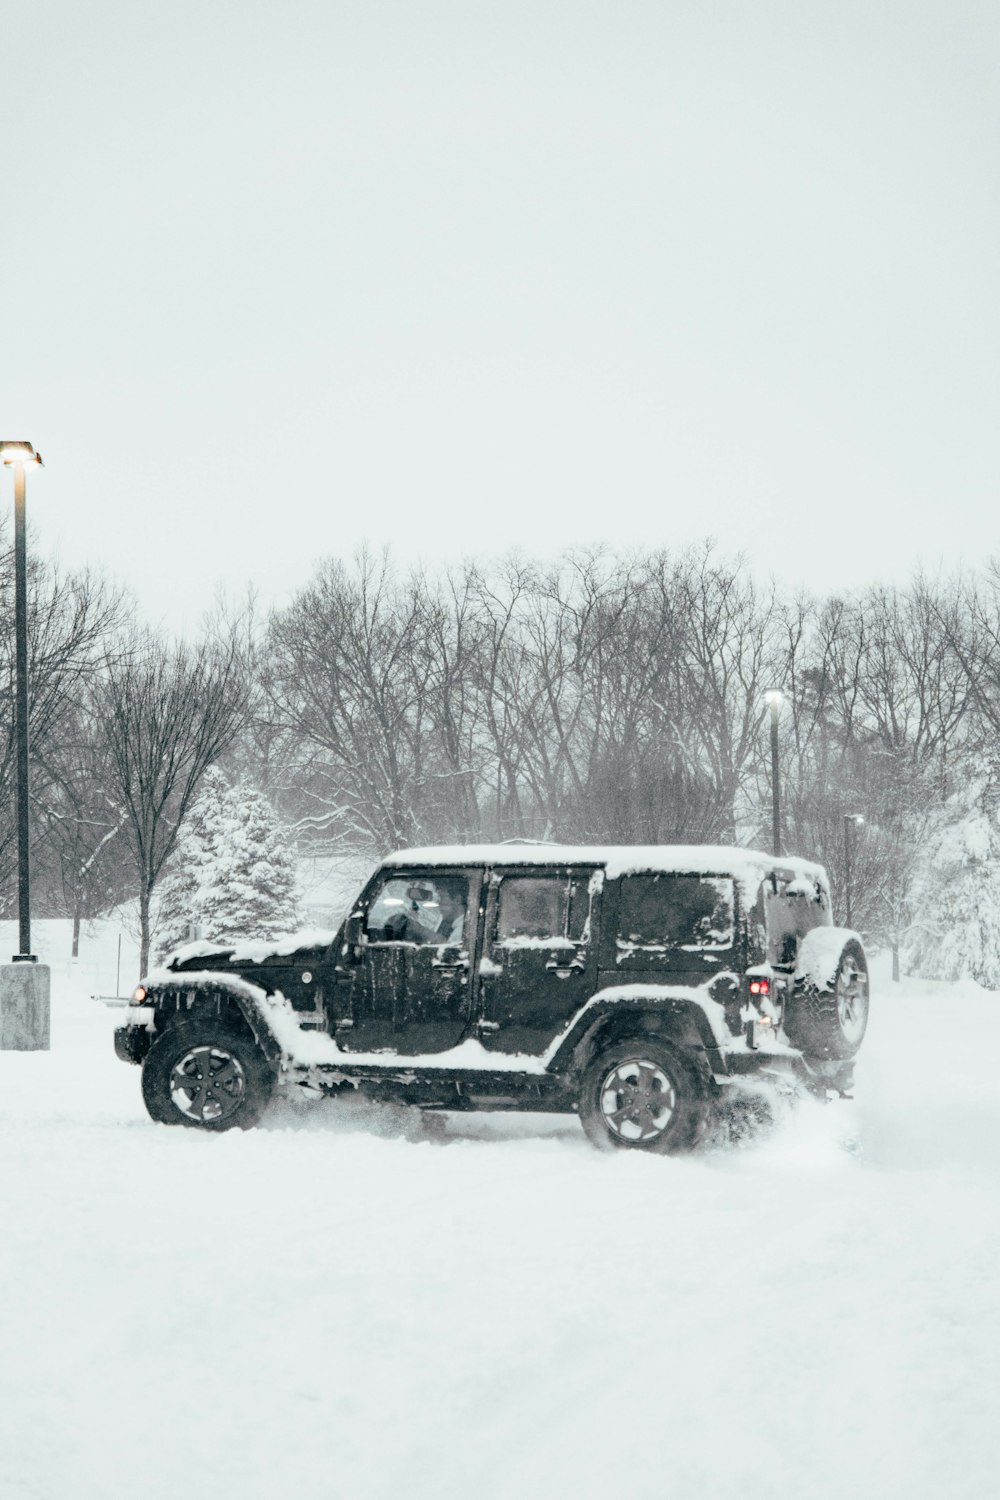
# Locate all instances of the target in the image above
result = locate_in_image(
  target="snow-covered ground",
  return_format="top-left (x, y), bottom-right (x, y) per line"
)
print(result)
top-left (1, 958), bottom-right (998, 1500)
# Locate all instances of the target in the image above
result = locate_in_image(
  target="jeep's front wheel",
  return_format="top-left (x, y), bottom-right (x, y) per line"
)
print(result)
top-left (141, 1019), bottom-right (275, 1131)
top-left (578, 1038), bottom-right (708, 1154)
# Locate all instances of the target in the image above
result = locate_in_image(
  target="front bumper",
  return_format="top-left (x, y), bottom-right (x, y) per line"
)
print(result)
top-left (114, 1022), bottom-right (153, 1066)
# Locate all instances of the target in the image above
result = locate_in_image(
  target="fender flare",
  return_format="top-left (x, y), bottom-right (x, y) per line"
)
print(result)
top-left (142, 970), bottom-right (285, 1067)
top-left (544, 985), bottom-right (728, 1079)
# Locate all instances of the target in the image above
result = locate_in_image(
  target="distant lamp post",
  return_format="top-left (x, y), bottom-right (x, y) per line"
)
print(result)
top-left (1, 440), bottom-right (43, 961)
top-left (765, 691), bottom-right (783, 856)
top-left (843, 814), bottom-right (864, 928)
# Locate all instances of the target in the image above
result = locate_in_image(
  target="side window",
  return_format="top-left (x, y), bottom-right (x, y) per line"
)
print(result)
top-left (366, 874), bottom-right (469, 946)
top-left (617, 875), bottom-right (735, 952)
top-left (497, 877), bottom-right (568, 943)
top-left (366, 877), bottom-right (413, 941)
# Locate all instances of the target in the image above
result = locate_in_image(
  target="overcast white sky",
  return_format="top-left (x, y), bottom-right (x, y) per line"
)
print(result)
top-left (3, 0), bottom-right (998, 632)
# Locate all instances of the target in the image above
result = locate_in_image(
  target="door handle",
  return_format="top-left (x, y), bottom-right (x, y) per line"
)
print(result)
top-left (431, 957), bottom-right (470, 973)
top-left (545, 959), bottom-right (585, 977)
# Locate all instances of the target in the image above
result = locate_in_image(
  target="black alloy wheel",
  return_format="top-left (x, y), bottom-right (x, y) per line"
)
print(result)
top-left (141, 1019), bottom-right (275, 1131)
top-left (578, 1037), bottom-right (708, 1154)
top-left (170, 1044), bottom-right (247, 1123)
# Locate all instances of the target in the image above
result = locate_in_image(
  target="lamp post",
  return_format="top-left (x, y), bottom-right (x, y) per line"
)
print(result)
top-left (843, 814), bottom-right (864, 928)
top-left (765, 690), bottom-right (783, 856)
top-left (0, 441), bottom-right (43, 961)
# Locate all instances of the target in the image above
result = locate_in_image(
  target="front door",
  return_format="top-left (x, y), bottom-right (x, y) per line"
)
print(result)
top-left (341, 867), bottom-right (482, 1053)
top-left (478, 867), bottom-right (599, 1056)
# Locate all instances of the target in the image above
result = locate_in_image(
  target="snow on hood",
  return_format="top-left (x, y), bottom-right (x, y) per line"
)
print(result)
top-left (227, 929), bottom-right (337, 963)
top-left (164, 939), bottom-right (234, 967)
top-left (165, 929), bottom-right (336, 970)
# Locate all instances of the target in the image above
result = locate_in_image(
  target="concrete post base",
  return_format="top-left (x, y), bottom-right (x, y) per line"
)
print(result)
top-left (0, 963), bottom-right (51, 1050)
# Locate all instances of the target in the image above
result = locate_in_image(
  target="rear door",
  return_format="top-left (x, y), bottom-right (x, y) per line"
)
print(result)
top-left (478, 866), bottom-right (600, 1055)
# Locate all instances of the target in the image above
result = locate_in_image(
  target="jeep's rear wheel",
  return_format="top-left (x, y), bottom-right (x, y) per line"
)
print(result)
top-left (141, 1019), bottom-right (275, 1131)
top-left (578, 1038), bottom-right (708, 1154)
top-left (785, 939), bottom-right (870, 1061)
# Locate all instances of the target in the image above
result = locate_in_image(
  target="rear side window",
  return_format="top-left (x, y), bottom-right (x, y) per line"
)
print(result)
top-left (494, 869), bottom-right (600, 946)
top-left (498, 877), bottom-right (567, 941)
top-left (617, 875), bottom-right (735, 952)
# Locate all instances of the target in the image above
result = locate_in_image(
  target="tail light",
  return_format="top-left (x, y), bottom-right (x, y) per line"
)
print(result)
top-left (748, 977), bottom-right (770, 998)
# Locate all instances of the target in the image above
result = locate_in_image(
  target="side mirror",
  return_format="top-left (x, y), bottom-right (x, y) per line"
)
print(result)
top-left (344, 912), bottom-right (366, 961)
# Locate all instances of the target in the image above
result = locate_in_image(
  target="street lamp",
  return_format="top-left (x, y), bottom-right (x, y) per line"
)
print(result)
top-left (1, 440), bottom-right (43, 962)
top-left (843, 814), bottom-right (864, 928)
top-left (765, 690), bottom-right (783, 856)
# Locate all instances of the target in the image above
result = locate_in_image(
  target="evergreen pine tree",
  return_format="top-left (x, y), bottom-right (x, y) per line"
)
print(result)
top-left (155, 765), bottom-right (231, 958)
top-left (199, 779), bottom-right (302, 942)
top-left (905, 759), bottom-right (1000, 988)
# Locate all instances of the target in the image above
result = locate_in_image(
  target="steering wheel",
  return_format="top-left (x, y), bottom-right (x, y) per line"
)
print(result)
top-left (381, 910), bottom-right (409, 941)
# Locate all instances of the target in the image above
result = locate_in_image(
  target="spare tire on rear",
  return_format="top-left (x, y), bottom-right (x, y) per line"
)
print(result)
top-left (784, 932), bottom-right (869, 1061)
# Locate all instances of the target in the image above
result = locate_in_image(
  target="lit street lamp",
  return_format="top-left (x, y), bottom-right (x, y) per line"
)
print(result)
top-left (0, 440), bottom-right (43, 961)
top-left (844, 813), bottom-right (864, 928)
top-left (765, 690), bottom-right (783, 856)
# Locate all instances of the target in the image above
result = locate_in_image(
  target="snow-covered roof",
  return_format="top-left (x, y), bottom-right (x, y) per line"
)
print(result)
top-left (384, 843), bottom-right (827, 892)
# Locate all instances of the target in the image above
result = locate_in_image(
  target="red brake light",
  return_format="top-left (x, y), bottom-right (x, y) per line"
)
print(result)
top-left (749, 978), bottom-right (770, 997)
top-left (132, 985), bottom-right (147, 1003)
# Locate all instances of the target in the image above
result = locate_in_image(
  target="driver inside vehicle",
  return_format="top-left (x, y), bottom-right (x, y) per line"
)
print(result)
top-left (434, 879), bottom-right (467, 944)
top-left (372, 876), bottom-right (468, 946)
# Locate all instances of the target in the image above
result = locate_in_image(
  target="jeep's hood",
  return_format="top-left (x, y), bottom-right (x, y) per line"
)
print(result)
top-left (164, 929), bottom-right (337, 973)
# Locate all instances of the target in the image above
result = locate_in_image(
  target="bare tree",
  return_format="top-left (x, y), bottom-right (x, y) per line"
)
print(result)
top-left (263, 550), bottom-right (498, 854)
top-left (95, 628), bottom-right (250, 973)
top-left (469, 556), bottom-right (538, 837)
top-left (251, 541), bottom-right (990, 977)
top-left (777, 575), bottom-right (970, 973)
top-left (667, 547), bottom-right (785, 842)
top-left (31, 701), bottom-right (133, 954)
top-left (0, 531), bottom-right (127, 908)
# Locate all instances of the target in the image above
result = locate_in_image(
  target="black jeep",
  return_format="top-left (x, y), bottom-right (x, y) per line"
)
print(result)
top-left (115, 843), bottom-right (869, 1152)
